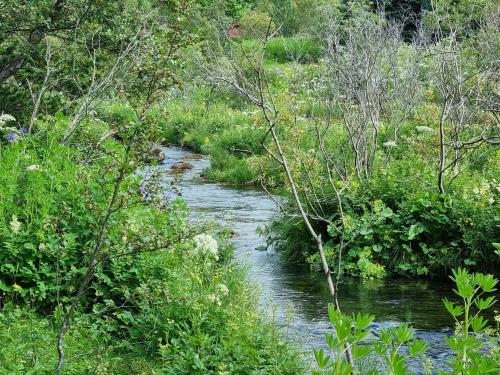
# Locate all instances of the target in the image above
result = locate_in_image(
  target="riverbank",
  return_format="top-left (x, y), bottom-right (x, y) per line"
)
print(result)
top-left (0, 123), bottom-right (305, 374)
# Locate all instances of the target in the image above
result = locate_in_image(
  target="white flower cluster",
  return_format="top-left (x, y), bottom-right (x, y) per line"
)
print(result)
top-left (383, 140), bottom-right (397, 148)
top-left (10, 215), bottom-right (21, 234)
top-left (26, 164), bottom-right (40, 171)
top-left (193, 234), bottom-right (219, 260)
top-left (207, 294), bottom-right (221, 306)
top-left (471, 179), bottom-right (498, 205)
top-left (216, 283), bottom-right (229, 296)
top-left (207, 285), bottom-right (229, 306)
top-left (0, 113), bottom-right (16, 126)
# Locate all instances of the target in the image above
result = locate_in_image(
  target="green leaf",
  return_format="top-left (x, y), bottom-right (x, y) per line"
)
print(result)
top-left (352, 344), bottom-right (372, 359)
top-left (0, 279), bottom-right (11, 292)
top-left (394, 324), bottom-right (413, 343)
top-left (470, 316), bottom-right (488, 332)
top-left (408, 339), bottom-right (428, 357)
top-left (313, 348), bottom-right (330, 368)
top-left (464, 258), bottom-right (476, 265)
top-left (474, 296), bottom-right (496, 311)
top-left (408, 223), bottom-right (426, 240)
top-left (354, 313), bottom-right (375, 330)
top-left (382, 207), bottom-right (394, 218)
top-left (443, 298), bottom-right (464, 317)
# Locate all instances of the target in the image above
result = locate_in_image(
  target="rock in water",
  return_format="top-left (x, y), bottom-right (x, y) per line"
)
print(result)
top-left (152, 148), bottom-right (166, 163)
top-left (145, 148), bottom-right (166, 164)
top-left (170, 161), bottom-right (193, 172)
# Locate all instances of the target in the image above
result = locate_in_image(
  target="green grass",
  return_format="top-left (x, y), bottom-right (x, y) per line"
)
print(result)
top-left (240, 37), bottom-right (323, 63)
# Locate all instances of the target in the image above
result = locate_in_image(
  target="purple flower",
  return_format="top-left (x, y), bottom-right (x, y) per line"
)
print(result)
top-left (6, 132), bottom-right (16, 142)
top-left (138, 185), bottom-right (149, 198)
top-left (20, 127), bottom-right (28, 137)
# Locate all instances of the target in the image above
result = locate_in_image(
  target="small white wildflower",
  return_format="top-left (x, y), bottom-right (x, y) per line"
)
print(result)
top-left (383, 140), bottom-right (397, 148)
top-left (26, 164), bottom-right (40, 171)
top-left (193, 234), bottom-right (219, 260)
top-left (416, 126), bottom-right (433, 133)
top-left (10, 215), bottom-right (21, 234)
top-left (216, 283), bottom-right (229, 296)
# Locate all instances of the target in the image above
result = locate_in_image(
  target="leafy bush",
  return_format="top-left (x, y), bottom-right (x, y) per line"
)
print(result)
top-left (0, 135), bottom-right (91, 308)
top-left (270, 152), bottom-right (500, 278)
top-left (157, 99), bottom-right (278, 186)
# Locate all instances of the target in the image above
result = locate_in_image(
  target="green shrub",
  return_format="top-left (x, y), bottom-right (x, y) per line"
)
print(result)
top-left (0, 135), bottom-right (90, 308)
top-left (269, 153), bottom-right (500, 278)
top-left (0, 121), bottom-right (305, 373)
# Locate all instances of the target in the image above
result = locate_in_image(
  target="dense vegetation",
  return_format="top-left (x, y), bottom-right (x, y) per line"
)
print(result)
top-left (1, 0), bottom-right (498, 373)
top-left (161, 0), bottom-right (499, 279)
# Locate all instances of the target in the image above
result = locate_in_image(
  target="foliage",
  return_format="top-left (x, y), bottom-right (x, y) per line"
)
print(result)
top-left (239, 10), bottom-right (276, 39)
top-left (157, 96), bottom-right (277, 186)
top-left (442, 268), bottom-right (499, 374)
top-left (313, 305), bottom-right (428, 374)
top-left (314, 269), bottom-right (499, 374)
top-left (0, 122), bottom-right (304, 373)
top-left (280, 151), bottom-right (499, 278)
top-left (0, 232), bottom-right (305, 373)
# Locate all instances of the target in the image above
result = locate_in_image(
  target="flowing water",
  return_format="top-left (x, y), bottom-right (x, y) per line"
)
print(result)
top-left (158, 146), bottom-right (473, 372)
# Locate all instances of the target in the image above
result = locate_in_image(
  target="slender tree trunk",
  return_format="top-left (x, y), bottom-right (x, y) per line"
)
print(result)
top-left (267, 125), bottom-right (354, 364)
top-left (438, 101), bottom-right (447, 194)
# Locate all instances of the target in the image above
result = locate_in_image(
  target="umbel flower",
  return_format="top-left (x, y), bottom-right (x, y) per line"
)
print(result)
top-left (10, 215), bottom-right (21, 234)
top-left (416, 125), bottom-right (433, 133)
top-left (193, 234), bottom-right (219, 260)
top-left (0, 113), bottom-right (15, 126)
top-left (26, 164), bottom-right (40, 171)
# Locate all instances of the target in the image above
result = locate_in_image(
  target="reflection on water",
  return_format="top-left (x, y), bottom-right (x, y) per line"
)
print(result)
top-left (158, 146), bottom-right (496, 371)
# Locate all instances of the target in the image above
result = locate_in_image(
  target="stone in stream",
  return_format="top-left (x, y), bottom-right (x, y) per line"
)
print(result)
top-left (144, 148), bottom-right (166, 164)
top-left (182, 154), bottom-right (204, 161)
top-left (170, 161), bottom-right (193, 172)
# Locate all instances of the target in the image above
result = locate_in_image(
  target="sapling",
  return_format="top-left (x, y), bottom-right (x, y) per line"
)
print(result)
top-left (313, 304), bottom-right (428, 375)
top-left (442, 268), bottom-right (499, 374)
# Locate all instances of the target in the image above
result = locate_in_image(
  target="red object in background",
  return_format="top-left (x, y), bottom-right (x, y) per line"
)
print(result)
top-left (227, 24), bottom-right (241, 38)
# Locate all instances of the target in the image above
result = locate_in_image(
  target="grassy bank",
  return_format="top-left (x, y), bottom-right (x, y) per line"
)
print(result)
top-left (0, 111), bottom-right (304, 374)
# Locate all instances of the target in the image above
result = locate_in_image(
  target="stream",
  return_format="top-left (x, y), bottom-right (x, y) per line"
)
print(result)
top-left (159, 146), bottom-right (464, 372)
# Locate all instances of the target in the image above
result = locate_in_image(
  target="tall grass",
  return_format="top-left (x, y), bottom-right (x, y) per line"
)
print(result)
top-left (265, 37), bottom-right (323, 63)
